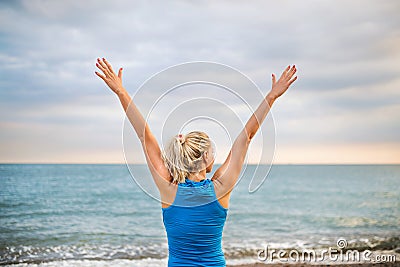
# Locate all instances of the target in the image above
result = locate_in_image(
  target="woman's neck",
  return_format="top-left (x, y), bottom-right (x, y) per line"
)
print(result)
top-left (187, 170), bottom-right (206, 182)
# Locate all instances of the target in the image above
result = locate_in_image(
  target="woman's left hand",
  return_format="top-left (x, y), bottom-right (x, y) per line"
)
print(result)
top-left (95, 58), bottom-right (125, 95)
top-left (269, 65), bottom-right (297, 100)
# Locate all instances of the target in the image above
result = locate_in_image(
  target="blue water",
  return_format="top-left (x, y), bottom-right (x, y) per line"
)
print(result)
top-left (0, 164), bottom-right (399, 266)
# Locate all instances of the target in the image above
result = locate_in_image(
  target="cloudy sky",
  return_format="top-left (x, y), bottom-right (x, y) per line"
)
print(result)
top-left (1, 0), bottom-right (399, 164)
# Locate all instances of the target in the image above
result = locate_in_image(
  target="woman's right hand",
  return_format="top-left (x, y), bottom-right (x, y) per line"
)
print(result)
top-left (95, 58), bottom-right (126, 95)
top-left (269, 65), bottom-right (297, 99)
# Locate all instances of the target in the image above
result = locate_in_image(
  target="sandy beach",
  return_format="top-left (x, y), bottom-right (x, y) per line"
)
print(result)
top-left (227, 262), bottom-right (399, 267)
top-left (227, 263), bottom-right (399, 267)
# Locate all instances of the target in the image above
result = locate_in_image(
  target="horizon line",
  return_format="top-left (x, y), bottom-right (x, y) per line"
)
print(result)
top-left (1, 162), bottom-right (399, 165)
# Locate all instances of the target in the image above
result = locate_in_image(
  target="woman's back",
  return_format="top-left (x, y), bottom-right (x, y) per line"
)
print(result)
top-left (162, 178), bottom-right (228, 266)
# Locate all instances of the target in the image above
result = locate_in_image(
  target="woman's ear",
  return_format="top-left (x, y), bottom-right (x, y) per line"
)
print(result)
top-left (203, 151), bottom-right (209, 161)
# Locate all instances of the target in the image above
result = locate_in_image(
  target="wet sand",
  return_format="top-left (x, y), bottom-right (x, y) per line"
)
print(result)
top-left (227, 262), bottom-right (399, 267)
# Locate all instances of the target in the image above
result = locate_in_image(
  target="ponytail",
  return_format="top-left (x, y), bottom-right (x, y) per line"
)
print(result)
top-left (162, 131), bottom-right (211, 184)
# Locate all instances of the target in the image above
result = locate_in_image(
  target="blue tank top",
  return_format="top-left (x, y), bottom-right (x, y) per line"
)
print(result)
top-left (162, 177), bottom-right (229, 267)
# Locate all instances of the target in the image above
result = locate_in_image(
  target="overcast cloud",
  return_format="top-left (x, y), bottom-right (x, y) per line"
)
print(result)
top-left (0, 0), bottom-right (399, 164)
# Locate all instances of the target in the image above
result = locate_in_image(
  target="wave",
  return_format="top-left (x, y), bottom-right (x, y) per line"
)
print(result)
top-left (1, 236), bottom-right (399, 265)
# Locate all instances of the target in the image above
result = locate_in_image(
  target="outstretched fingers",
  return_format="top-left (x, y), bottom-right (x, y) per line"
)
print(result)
top-left (270, 64), bottom-right (298, 98)
top-left (289, 65), bottom-right (296, 74)
top-left (287, 65), bottom-right (296, 79)
top-left (95, 71), bottom-right (106, 81)
top-left (281, 65), bottom-right (291, 77)
top-left (103, 58), bottom-right (115, 74)
top-left (96, 58), bottom-right (111, 77)
top-left (288, 75), bottom-right (298, 86)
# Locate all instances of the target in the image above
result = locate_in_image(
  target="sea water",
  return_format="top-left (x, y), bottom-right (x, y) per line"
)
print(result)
top-left (1, 164), bottom-right (399, 266)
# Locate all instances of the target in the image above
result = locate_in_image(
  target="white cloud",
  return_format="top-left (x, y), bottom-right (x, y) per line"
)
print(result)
top-left (0, 0), bottom-right (399, 163)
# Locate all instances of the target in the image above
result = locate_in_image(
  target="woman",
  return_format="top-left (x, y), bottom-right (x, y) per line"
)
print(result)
top-left (95, 58), bottom-right (297, 266)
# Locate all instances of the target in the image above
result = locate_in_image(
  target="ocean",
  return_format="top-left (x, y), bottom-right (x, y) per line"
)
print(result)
top-left (1, 164), bottom-right (399, 266)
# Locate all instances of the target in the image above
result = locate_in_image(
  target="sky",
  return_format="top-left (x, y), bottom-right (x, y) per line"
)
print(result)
top-left (0, 0), bottom-right (399, 164)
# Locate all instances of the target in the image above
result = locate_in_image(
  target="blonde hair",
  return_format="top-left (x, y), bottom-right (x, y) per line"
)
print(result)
top-left (162, 131), bottom-right (212, 184)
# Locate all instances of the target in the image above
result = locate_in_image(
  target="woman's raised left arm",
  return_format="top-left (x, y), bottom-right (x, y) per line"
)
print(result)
top-left (95, 58), bottom-right (172, 191)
